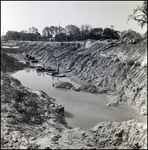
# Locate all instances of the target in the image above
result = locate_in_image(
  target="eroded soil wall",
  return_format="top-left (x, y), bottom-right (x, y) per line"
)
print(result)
top-left (1, 40), bottom-right (147, 149)
top-left (18, 40), bottom-right (147, 115)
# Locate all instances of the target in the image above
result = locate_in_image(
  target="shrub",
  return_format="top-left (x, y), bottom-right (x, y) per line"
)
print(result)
top-left (122, 29), bottom-right (142, 43)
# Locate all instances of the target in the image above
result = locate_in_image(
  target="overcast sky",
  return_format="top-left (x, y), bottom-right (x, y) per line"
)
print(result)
top-left (1, 1), bottom-right (147, 36)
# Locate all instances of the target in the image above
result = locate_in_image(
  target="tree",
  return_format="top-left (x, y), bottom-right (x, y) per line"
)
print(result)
top-left (4, 31), bottom-right (20, 40)
top-left (122, 29), bottom-right (142, 42)
top-left (112, 30), bottom-right (120, 39)
top-left (93, 28), bottom-right (103, 35)
top-left (80, 24), bottom-right (92, 40)
top-left (80, 24), bottom-right (92, 33)
top-left (103, 28), bottom-right (112, 39)
top-left (5, 31), bottom-right (14, 40)
top-left (53, 26), bottom-right (59, 36)
top-left (35, 32), bottom-right (42, 41)
top-left (65, 25), bottom-right (79, 35)
top-left (21, 30), bottom-right (27, 33)
top-left (55, 33), bottom-right (67, 41)
top-left (65, 25), bottom-right (80, 41)
top-left (58, 26), bottom-right (65, 34)
top-left (42, 27), bottom-right (52, 41)
top-left (29, 27), bottom-right (39, 34)
top-left (127, 1), bottom-right (147, 28)
top-left (1, 35), bottom-right (7, 42)
top-left (89, 28), bottom-right (103, 40)
top-left (49, 26), bottom-right (56, 37)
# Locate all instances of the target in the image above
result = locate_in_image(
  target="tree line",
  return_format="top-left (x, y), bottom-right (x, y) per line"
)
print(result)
top-left (2, 25), bottom-right (121, 42)
top-left (2, 1), bottom-right (147, 42)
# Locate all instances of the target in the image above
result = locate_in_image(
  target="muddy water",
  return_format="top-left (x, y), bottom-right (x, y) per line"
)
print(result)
top-left (11, 67), bottom-right (147, 130)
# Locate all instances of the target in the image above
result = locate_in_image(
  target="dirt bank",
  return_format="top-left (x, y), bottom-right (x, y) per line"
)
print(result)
top-left (18, 39), bottom-right (147, 115)
top-left (1, 73), bottom-right (147, 149)
top-left (1, 49), bottom-right (24, 73)
top-left (1, 40), bottom-right (147, 149)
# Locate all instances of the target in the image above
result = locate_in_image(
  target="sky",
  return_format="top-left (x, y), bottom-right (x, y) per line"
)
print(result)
top-left (1, 1), bottom-right (147, 36)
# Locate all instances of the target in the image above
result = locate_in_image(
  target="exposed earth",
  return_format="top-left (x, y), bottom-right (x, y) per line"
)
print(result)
top-left (1, 39), bottom-right (147, 149)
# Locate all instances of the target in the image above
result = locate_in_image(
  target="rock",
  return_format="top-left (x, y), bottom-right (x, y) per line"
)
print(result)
top-left (50, 104), bottom-right (55, 107)
top-left (30, 137), bottom-right (36, 140)
top-left (75, 86), bottom-right (98, 93)
top-left (54, 81), bottom-right (74, 89)
top-left (106, 102), bottom-right (118, 106)
top-left (19, 145), bottom-right (27, 149)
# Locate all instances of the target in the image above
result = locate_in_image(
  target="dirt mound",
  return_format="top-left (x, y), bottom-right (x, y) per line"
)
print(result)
top-left (53, 81), bottom-right (74, 89)
top-left (1, 73), bottom-right (67, 149)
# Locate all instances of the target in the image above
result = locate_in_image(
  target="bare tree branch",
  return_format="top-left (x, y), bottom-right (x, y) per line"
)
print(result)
top-left (127, 1), bottom-right (147, 28)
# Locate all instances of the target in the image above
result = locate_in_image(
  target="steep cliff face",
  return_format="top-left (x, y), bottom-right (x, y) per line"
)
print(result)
top-left (18, 39), bottom-right (147, 115)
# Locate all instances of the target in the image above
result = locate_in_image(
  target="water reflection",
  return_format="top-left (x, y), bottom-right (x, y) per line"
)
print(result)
top-left (52, 76), bottom-right (54, 80)
top-left (52, 75), bottom-right (60, 87)
top-left (25, 68), bottom-right (30, 73)
top-left (64, 111), bottom-right (74, 118)
top-left (52, 76), bottom-right (59, 81)
top-left (11, 69), bottom-right (147, 130)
